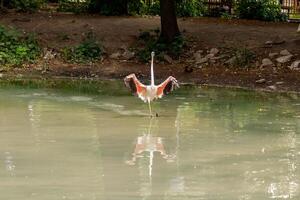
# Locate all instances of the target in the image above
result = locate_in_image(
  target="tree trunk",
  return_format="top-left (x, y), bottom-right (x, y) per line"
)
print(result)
top-left (160, 0), bottom-right (180, 43)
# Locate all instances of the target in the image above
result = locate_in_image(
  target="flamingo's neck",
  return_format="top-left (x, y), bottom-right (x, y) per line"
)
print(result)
top-left (151, 53), bottom-right (155, 86)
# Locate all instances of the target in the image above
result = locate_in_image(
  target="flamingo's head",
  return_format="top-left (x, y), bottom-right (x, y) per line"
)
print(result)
top-left (151, 51), bottom-right (155, 58)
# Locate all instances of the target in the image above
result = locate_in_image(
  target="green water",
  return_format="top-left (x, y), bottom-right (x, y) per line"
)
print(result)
top-left (0, 84), bottom-right (299, 200)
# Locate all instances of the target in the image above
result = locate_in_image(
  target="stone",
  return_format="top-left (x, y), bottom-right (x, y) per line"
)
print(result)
top-left (210, 48), bottom-right (219, 55)
top-left (276, 55), bottom-right (293, 63)
top-left (205, 53), bottom-right (215, 59)
top-left (163, 54), bottom-right (173, 64)
top-left (267, 85), bottom-right (277, 90)
top-left (196, 57), bottom-right (208, 64)
top-left (289, 60), bottom-right (300, 70)
top-left (210, 56), bottom-right (222, 60)
top-left (225, 56), bottom-right (236, 65)
top-left (193, 52), bottom-right (202, 63)
top-left (196, 50), bottom-right (204, 54)
top-left (265, 41), bottom-right (273, 45)
top-left (280, 49), bottom-right (291, 56)
top-left (0, 73), bottom-right (3, 78)
top-left (276, 81), bottom-right (284, 85)
top-left (272, 36), bottom-right (285, 45)
top-left (122, 50), bottom-right (135, 60)
top-left (109, 52), bottom-right (121, 59)
top-left (256, 78), bottom-right (266, 84)
top-left (261, 58), bottom-right (273, 67)
top-left (268, 52), bottom-right (278, 58)
top-left (43, 49), bottom-right (56, 60)
top-left (297, 24), bottom-right (300, 33)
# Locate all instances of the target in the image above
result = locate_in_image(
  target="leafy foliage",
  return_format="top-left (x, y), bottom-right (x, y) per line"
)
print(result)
top-left (231, 47), bottom-right (256, 67)
top-left (11, 0), bottom-right (45, 12)
top-left (61, 31), bottom-right (102, 63)
top-left (176, 0), bottom-right (206, 17)
top-left (135, 29), bottom-right (185, 62)
top-left (0, 25), bottom-right (40, 67)
top-left (237, 0), bottom-right (287, 21)
top-left (128, 0), bottom-right (160, 15)
top-left (58, 0), bottom-right (90, 13)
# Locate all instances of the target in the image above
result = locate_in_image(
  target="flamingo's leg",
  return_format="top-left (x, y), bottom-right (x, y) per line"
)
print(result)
top-left (148, 100), bottom-right (152, 117)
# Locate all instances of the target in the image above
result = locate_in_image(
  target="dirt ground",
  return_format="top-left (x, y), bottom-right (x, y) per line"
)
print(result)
top-left (1, 11), bottom-right (300, 92)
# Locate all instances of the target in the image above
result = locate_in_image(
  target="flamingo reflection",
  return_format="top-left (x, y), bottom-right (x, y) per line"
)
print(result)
top-left (125, 119), bottom-right (176, 178)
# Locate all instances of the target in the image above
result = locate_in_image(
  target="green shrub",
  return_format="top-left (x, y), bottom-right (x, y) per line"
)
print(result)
top-left (0, 25), bottom-right (40, 67)
top-left (135, 29), bottom-right (185, 62)
top-left (58, 0), bottom-right (90, 13)
top-left (128, 0), bottom-right (160, 15)
top-left (237, 0), bottom-right (287, 21)
top-left (231, 47), bottom-right (256, 67)
top-left (11, 0), bottom-right (45, 12)
top-left (128, 0), bottom-right (206, 17)
top-left (176, 0), bottom-right (206, 17)
top-left (61, 31), bottom-right (102, 63)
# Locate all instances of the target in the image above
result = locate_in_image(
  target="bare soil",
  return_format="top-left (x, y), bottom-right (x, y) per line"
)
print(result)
top-left (1, 11), bottom-right (300, 92)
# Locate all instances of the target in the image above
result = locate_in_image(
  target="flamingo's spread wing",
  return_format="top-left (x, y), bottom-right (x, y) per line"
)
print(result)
top-left (156, 76), bottom-right (179, 98)
top-left (124, 74), bottom-right (147, 102)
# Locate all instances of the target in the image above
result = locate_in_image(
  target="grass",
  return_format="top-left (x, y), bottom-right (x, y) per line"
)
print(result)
top-left (289, 13), bottom-right (300, 19)
top-left (0, 24), bottom-right (40, 67)
top-left (61, 31), bottom-right (102, 63)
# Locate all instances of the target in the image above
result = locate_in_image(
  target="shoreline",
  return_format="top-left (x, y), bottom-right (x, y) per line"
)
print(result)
top-left (1, 73), bottom-right (300, 95)
top-left (0, 13), bottom-right (300, 94)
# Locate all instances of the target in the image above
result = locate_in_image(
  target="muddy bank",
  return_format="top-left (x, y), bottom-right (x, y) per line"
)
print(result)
top-left (1, 12), bottom-right (300, 93)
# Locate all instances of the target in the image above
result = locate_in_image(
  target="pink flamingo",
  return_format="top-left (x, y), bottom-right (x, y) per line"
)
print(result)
top-left (124, 52), bottom-right (179, 116)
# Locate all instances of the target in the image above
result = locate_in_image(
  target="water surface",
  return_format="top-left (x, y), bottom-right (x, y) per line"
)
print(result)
top-left (0, 85), bottom-right (299, 200)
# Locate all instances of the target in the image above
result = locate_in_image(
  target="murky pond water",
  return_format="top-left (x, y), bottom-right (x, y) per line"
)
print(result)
top-left (0, 83), bottom-right (300, 200)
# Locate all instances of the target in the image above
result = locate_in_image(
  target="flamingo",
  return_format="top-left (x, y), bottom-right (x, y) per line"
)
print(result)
top-left (124, 52), bottom-right (179, 116)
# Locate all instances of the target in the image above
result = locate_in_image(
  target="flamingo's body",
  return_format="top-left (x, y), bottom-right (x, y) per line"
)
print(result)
top-left (124, 52), bottom-right (179, 116)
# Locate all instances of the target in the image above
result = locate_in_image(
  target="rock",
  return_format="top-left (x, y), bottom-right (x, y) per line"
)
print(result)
top-left (210, 48), bottom-right (219, 55)
top-left (261, 58), bottom-right (273, 67)
top-left (272, 36), bottom-right (285, 45)
top-left (210, 56), bottom-right (222, 60)
top-left (267, 85), bottom-right (277, 90)
top-left (276, 55), bottom-right (293, 63)
top-left (205, 53), bottom-right (215, 59)
top-left (122, 50), bottom-right (135, 60)
top-left (196, 50), bottom-right (204, 54)
top-left (276, 81), bottom-right (284, 85)
top-left (109, 52), bottom-right (121, 59)
top-left (280, 49), bottom-right (291, 56)
top-left (297, 24), bottom-right (300, 33)
top-left (196, 57), bottom-right (208, 64)
top-left (0, 73), bottom-right (3, 78)
top-left (264, 37), bottom-right (285, 46)
top-left (43, 49), bottom-right (56, 60)
top-left (256, 78), bottom-right (266, 84)
top-left (265, 41), bottom-right (273, 45)
top-left (268, 52), bottom-right (278, 58)
top-left (289, 60), bottom-right (300, 70)
top-left (193, 52), bottom-right (202, 63)
top-left (225, 56), bottom-right (236, 65)
top-left (163, 54), bottom-right (173, 64)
